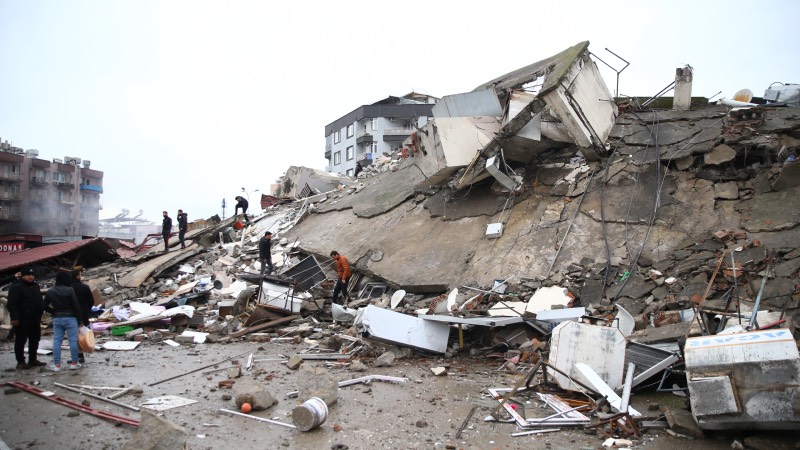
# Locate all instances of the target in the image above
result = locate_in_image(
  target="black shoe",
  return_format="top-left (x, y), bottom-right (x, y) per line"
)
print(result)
top-left (78, 356), bottom-right (85, 364)
top-left (28, 360), bottom-right (46, 367)
top-left (16, 363), bottom-right (29, 370)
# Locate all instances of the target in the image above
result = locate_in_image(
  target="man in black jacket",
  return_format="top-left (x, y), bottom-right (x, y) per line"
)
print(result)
top-left (177, 209), bottom-right (188, 249)
top-left (71, 269), bottom-right (94, 364)
top-left (162, 210), bottom-right (172, 252)
top-left (234, 196), bottom-right (250, 224)
top-left (259, 231), bottom-right (273, 276)
top-left (44, 271), bottom-right (83, 371)
top-left (7, 267), bottom-right (45, 370)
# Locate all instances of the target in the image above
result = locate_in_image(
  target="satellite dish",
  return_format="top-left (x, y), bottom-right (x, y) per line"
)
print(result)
top-left (390, 289), bottom-right (406, 309)
top-left (733, 89), bottom-right (753, 103)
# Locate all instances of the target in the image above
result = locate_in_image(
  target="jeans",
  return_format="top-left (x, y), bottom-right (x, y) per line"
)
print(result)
top-left (14, 321), bottom-right (41, 364)
top-left (179, 229), bottom-right (186, 248)
top-left (260, 257), bottom-right (273, 276)
top-left (52, 316), bottom-right (79, 365)
top-left (332, 277), bottom-right (350, 304)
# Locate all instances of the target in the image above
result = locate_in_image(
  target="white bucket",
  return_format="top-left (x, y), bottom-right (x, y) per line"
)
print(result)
top-left (292, 397), bottom-right (328, 431)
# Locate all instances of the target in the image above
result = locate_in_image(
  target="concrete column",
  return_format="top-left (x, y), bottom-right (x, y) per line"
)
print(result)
top-left (673, 65), bottom-right (693, 110)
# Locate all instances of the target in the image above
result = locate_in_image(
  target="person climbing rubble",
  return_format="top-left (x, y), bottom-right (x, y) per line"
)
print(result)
top-left (259, 231), bottom-right (273, 276)
top-left (330, 250), bottom-right (351, 304)
top-left (234, 196), bottom-right (250, 224)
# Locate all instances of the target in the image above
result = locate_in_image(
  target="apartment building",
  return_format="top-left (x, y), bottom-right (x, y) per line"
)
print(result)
top-left (0, 140), bottom-right (103, 236)
top-left (324, 92), bottom-right (437, 176)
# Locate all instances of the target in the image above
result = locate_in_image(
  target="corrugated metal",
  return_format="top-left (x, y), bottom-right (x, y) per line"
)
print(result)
top-left (0, 238), bottom-right (116, 273)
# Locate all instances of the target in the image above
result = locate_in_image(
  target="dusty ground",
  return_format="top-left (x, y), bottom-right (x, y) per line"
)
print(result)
top-left (0, 337), bottom-right (762, 450)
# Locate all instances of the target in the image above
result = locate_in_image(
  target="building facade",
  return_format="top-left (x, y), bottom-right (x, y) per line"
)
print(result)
top-left (324, 92), bottom-right (437, 176)
top-left (0, 141), bottom-right (103, 236)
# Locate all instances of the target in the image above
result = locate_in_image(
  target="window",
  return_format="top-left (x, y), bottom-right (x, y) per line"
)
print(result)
top-left (334, 130), bottom-right (341, 144)
top-left (371, 118), bottom-right (378, 131)
top-left (334, 151), bottom-right (341, 165)
top-left (346, 146), bottom-right (354, 161)
top-left (346, 124), bottom-right (354, 138)
top-left (346, 169), bottom-right (354, 177)
top-left (370, 142), bottom-right (378, 153)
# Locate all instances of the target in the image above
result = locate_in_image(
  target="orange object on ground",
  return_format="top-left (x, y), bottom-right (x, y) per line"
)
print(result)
top-left (241, 403), bottom-right (252, 413)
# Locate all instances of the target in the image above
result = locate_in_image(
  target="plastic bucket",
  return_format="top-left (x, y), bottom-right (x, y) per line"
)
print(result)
top-left (291, 397), bottom-right (328, 431)
top-left (233, 221), bottom-right (244, 230)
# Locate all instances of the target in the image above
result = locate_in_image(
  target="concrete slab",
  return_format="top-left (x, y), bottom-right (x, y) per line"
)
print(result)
top-left (738, 185), bottom-right (800, 232)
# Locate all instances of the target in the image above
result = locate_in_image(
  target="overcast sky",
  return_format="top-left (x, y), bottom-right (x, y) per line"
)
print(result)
top-left (1, 0), bottom-right (797, 223)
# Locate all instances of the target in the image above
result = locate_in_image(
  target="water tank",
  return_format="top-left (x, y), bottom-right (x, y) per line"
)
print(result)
top-left (25, 149), bottom-right (39, 159)
top-left (83, 160), bottom-right (91, 168)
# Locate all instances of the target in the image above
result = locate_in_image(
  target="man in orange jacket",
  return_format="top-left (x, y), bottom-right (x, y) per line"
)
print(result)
top-left (330, 251), bottom-right (351, 304)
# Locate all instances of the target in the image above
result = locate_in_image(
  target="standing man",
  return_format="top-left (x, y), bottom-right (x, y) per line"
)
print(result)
top-left (71, 268), bottom-right (94, 364)
top-left (234, 196), bottom-right (250, 225)
top-left (44, 271), bottom-right (83, 371)
top-left (259, 231), bottom-right (273, 276)
top-left (161, 210), bottom-right (172, 252)
top-left (7, 267), bottom-right (45, 370)
top-left (330, 251), bottom-right (351, 305)
top-left (177, 209), bottom-right (188, 249)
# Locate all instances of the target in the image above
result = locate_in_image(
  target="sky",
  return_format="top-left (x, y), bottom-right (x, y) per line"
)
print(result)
top-left (1, 0), bottom-right (798, 223)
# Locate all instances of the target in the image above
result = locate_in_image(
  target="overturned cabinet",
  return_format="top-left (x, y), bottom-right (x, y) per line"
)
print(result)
top-left (685, 329), bottom-right (800, 430)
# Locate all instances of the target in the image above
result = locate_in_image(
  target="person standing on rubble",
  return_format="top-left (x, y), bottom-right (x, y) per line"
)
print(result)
top-left (7, 267), bottom-right (46, 370)
top-left (177, 209), bottom-right (188, 249)
top-left (330, 251), bottom-right (351, 304)
top-left (71, 268), bottom-right (93, 364)
top-left (234, 196), bottom-right (250, 225)
top-left (44, 271), bottom-right (83, 371)
top-left (162, 210), bottom-right (172, 252)
top-left (259, 231), bottom-right (274, 276)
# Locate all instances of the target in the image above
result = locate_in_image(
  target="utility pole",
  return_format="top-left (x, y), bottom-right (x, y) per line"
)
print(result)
top-left (221, 198), bottom-right (226, 220)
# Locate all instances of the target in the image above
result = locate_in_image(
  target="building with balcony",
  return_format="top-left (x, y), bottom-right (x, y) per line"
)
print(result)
top-left (0, 139), bottom-right (103, 236)
top-left (324, 92), bottom-right (438, 176)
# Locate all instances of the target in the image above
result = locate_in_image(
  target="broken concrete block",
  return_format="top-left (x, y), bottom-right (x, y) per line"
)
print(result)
top-left (175, 335), bottom-right (195, 344)
top-left (663, 406), bottom-right (704, 438)
top-left (349, 360), bottom-right (368, 372)
top-left (374, 351), bottom-right (396, 368)
top-left (233, 377), bottom-right (277, 411)
top-left (674, 156), bottom-right (695, 171)
top-left (297, 366), bottom-right (339, 406)
top-left (772, 161), bottom-right (800, 191)
top-left (704, 144), bottom-right (737, 165)
top-left (227, 366), bottom-right (242, 379)
top-left (430, 367), bottom-right (448, 376)
top-left (125, 328), bottom-right (144, 339)
top-left (714, 181), bottom-right (739, 199)
top-left (121, 409), bottom-right (188, 450)
top-left (286, 355), bottom-right (303, 370)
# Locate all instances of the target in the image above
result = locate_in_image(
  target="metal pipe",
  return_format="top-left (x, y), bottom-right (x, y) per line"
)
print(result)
top-left (512, 428), bottom-right (561, 437)
top-left (53, 382), bottom-right (140, 411)
top-left (219, 408), bottom-right (296, 429)
top-left (749, 254), bottom-right (773, 329)
top-left (619, 363), bottom-right (635, 413)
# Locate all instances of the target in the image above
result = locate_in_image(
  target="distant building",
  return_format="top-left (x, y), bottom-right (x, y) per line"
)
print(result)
top-left (324, 92), bottom-right (438, 176)
top-left (0, 140), bottom-right (103, 236)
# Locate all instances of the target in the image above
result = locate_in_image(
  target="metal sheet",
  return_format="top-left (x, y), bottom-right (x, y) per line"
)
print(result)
top-left (549, 321), bottom-right (626, 391)
top-left (432, 89), bottom-right (502, 118)
top-left (355, 305), bottom-right (450, 354)
top-left (535, 307), bottom-right (586, 322)
top-left (282, 255), bottom-right (326, 291)
top-left (420, 314), bottom-right (523, 327)
top-left (575, 363), bottom-right (641, 417)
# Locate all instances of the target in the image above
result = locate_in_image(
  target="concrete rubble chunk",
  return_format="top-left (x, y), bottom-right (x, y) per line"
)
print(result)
top-left (233, 377), bottom-right (277, 411)
top-left (663, 406), bottom-right (704, 438)
top-left (121, 409), bottom-right (189, 450)
top-left (297, 366), bottom-right (339, 406)
top-left (430, 367), bottom-right (448, 376)
top-left (286, 355), bottom-right (304, 370)
top-left (348, 360), bottom-right (368, 372)
top-left (714, 181), bottom-right (739, 199)
top-left (703, 144), bottom-right (737, 165)
top-left (374, 351), bottom-right (396, 367)
top-left (674, 156), bottom-right (695, 171)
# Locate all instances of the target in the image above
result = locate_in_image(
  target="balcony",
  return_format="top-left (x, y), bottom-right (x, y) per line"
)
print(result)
top-left (30, 176), bottom-right (49, 186)
top-left (29, 195), bottom-right (48, 204)
top-left (0, 192), bottom-right (21, 201)
top-left (383, 128), bottom-right (414, 135)
top-left (0, 173), bottom-right (21, 182)
top-left (356, 133), bottom-right (373, 145)
top-left (80, 184), bottom-right (103, 193)
top-left (53, 181), bottom-right (75, 190)
top-left (0, 212), bottom-right (20, 221)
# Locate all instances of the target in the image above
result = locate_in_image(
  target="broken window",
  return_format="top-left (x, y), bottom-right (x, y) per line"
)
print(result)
top-left (334, 130), bottom-right (341, 144)
top-left (346, 124), bottom-right (354, 138)
top-left (334, 151), bottom-right (341, 165)
top-left (346, 146), bottom-right (354, 161)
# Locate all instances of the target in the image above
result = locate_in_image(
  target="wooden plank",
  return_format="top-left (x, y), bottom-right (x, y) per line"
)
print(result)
top-left (228, 315), bottom-right (299, 338)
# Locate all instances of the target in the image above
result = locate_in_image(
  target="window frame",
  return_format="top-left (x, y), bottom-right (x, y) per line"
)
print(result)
top-left (334, 130), bottom-right (341, 144)
top-left (333, 151), bottom-right (341, 165)
top-left (346, 124), bottom-right (354, 138)
top-left (346, 146), bottom-right (354, 161)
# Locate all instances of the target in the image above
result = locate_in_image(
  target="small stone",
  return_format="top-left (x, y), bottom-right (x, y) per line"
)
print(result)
top-left (415, 419), bottom-right (428, 428)
top-left (374, 351), bottom-right (395, 368)
top-left (430, 367), bottom-right (448, 376)
top-left (227, 366), bottom-right (242, 379)
top-left (348, 360), bottom-right (368, 372)
top-left (222, 394), bottom-right (232, 401)
top-left (67, 411), bottom-right (80, 418)
top-left (286, 355), bottom-right (303, 370)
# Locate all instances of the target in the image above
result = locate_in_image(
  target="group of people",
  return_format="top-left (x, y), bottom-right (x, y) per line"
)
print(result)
top-left (7, 267), bottom-right (94, 371)
top-left (161, 209), bottom-right (189, 252)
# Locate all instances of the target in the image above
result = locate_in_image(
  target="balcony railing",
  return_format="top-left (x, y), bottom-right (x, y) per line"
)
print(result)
top-left (80, 184), bottom-right (103, 193)
top-left (383, 128), bottom-right (414, 135)
top-left (31, 176), bottom-right (48, 185)
top-left (53, 181), bottom-right (75, 189)
top-left (357, 129), bottom-right (373, 138)
top-left (0, 212), bottom-right (20, 221)
top-left (0, 192), bottom-right (21, 201)
top-left (0, 173), bottom-right (21, 182)
top-left (59, 198), bottom-right (75, 205)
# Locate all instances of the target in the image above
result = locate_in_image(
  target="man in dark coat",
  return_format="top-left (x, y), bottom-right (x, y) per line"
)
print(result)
top-left (259, 231), bottom-right (273, 276)
top-left (7, 267), bottom-right (45, 370)
top-left (234, 196), bottom-right (250, 224)
top-left (71, 268), bottom-right (94, 364)
top-left (177, 209), bottom-right (188, 249)
top-left (162, 210), bottom-right (172, 252)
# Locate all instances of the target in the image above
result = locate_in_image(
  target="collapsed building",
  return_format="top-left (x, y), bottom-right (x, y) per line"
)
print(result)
top-left (1, 41), bottom-right (800, 448)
